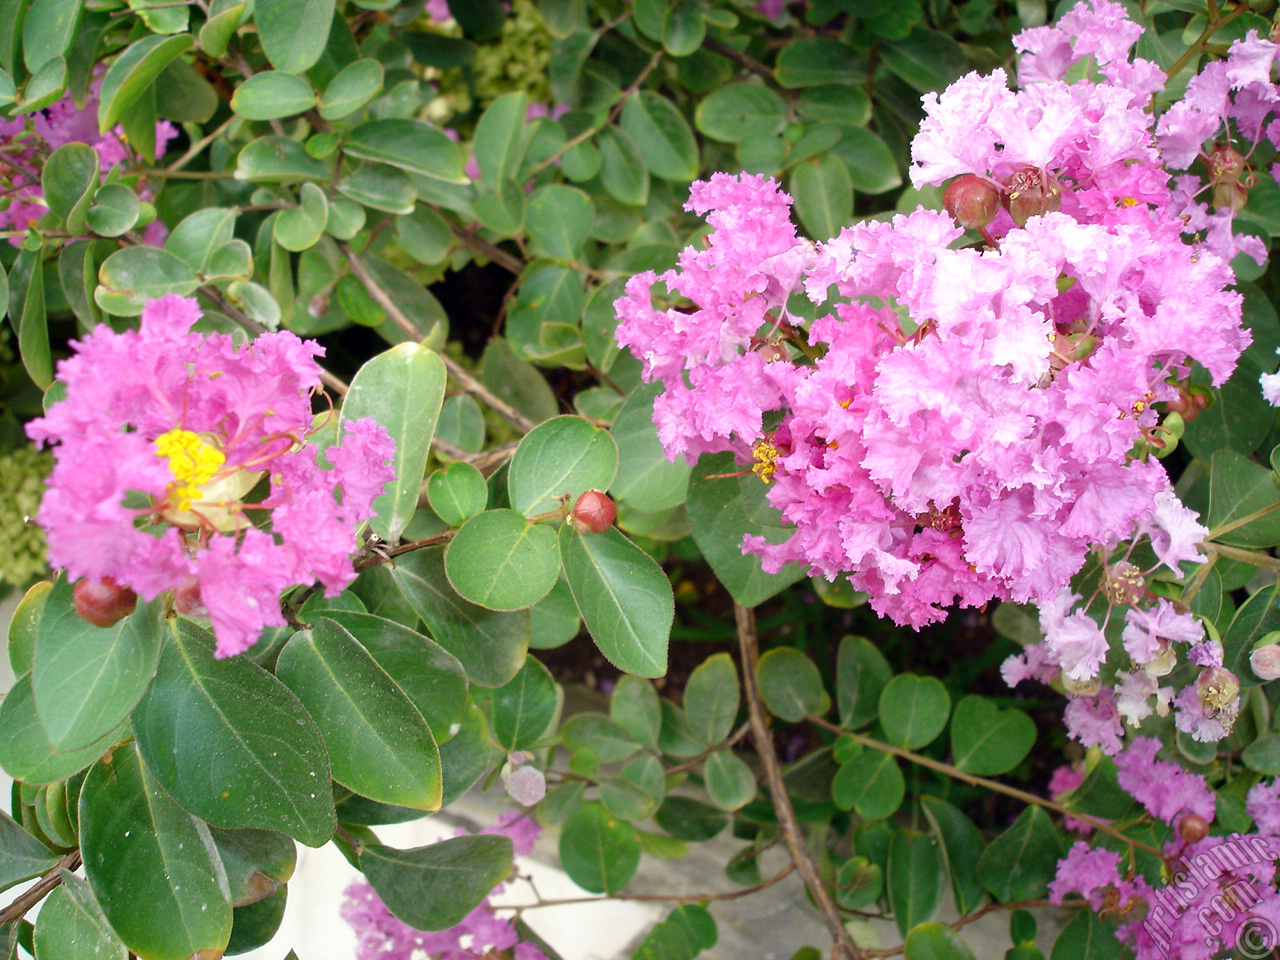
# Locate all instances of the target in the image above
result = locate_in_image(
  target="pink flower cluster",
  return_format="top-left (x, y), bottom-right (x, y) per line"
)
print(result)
top-left (342, 811), bottom-right (548, 960)
top-left (26, 294), bottom-right (395, 657)
top-left (615, 1), bottom-right (1249, 631)
top-left (1050, 740), bottom-right (1280, 960)
top-left (0, 81), bottom-right (176, 245)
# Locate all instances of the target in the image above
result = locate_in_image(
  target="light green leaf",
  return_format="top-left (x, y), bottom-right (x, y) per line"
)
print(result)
top-left (474, 90), bottom-right (530, 185)
top-left (684, 653), bottom-right (738, 746)
top-left (236, 136), bottom-right (332, 184)
top-left (508, 415), bottom-right (618, 517)
top-left (22, 0), bottom-right (82, 72)
top-left (165, 208), bottom-right (236, 272)
top-left (756, 647), bottom-right (827, 723)
top-left (703, 750), bottom-right (755, 811)
top-left (41, 142), bottom-right (97, 233)
top-left (255, 0), bottom-right (333, 74)
top-left (837, 635), bottom-right (892, 730)
top-left (610, 382), bottom-right (691, 513)
top-left (97, 34), bottom-right (192, 132)
top-left (85, 183), bottom-right (139, 238)
top-left (904, 923), bottom-right (977, 960)
top-left (445, 510), bottom-right (561, 611)
top-left (833, 752), bottom-right (904, 821)
top-left (34, 872), bottom-right (126, 960)
top-left (427, 461), bottom-right (488, 526)
top-left (274, 182), bottom-right (329, 252)
top-left (790, 154), bottom-right (853, 241)
top-left (695, 83), bottom-right (787, 143)
top-left (0, 810), bottom-right (58, 894)
top-left (559, 803), bottom-right (641, 894)
top-left (95, 244), bottom-right (199, 316)
top-left (319, 58), bottom-right (383, 120)
top-left (527, 185), bottom-right (594, 261)
top-left (620, 92), bottom-right (698, 181)
top-left (232, 71), bottom-right (315, 119)
top-left (490, 654), bottom-right (559, 751)
top-left (344, 119), bottom-right (468, 184)
top-left (878, 674), bottom-right (950, 750)
top-left (974, 807), bottom-right (1063, 903)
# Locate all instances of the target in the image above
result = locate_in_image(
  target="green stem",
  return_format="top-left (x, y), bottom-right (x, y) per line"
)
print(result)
top-left (1165, 1), bottom-right (1252, 81)
top-left (1208, 499), bottom-right (1280, 540)
top-left (1206, 542), bottom-right (1280, 574)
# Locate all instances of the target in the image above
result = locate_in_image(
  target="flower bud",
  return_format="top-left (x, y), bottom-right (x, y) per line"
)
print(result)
top-left (73, 577), bottom-right (137, 628)
top-left (174, 576), bottom-right (208, 620)
top-left (1250, 632), bottom-right (1280, 680)
top-left (1002, 166), bottom-right (1064, 227)
top-left (943, 174), bottom-right (1001, 230)
top-left (1178, 813), bottom-right (1210, 844)
top-left (570, 489), bottom-right (616, 533)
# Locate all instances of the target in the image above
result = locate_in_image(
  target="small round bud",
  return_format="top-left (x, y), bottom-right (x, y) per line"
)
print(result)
top-left (943, 175), bottom-right (1001, 230)
top-left (1178, 813), bottom-right (1210, 844)
top-left (570, 489), bottom-right (616, 533)
top-left (174, 577), bottom-right (208, 620)
top-left (73, 577), bottom-right (137, 628)
top-left (1250, 632), bottom-right (1280, 680)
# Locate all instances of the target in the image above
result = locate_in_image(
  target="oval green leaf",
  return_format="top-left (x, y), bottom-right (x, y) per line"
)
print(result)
top-left (445, 509), bottom-right (561, 611)
top-left (756, 647), bottom-right (827, 723)
top-left (318, 58), bottom-right (383, 120)
top-left (490, 654), bottom-right (559, 751)
top-left (559, 802), bottom-right (641, 894)
top-left (95, 245), bottom-right (199, 316)
top-left (879, 674), bottom-right (950, 750)
top-left (344, 118), bottom-right (468, 184)
top-left (427, 461), bottom-right (488, 526)
top-left (255, 0), bottom-right (333, 74)
top-left (951, 695), bottom-right (1036, 776)
top-left (232, 71), bottom-right (315, 119)
top-left (508, 415), bottom-right (619, 517)
top-left (361, 835), bottom-right (513, 931)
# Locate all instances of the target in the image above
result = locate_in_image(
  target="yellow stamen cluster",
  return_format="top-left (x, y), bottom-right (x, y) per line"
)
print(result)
top-left (1118, 196), bottom-right (1140, 208)
top-left (154, 429), bottom-right (225, 511)
top-left (751, 439), bottom-right (779, 484)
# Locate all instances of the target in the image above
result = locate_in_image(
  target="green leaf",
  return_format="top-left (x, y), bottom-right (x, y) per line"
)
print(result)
top-left (97, 34), bottom-right (192, 132)
top-left (974, 806), bottom-right (1062, 903)
top-left (1048, 911), bottom-right (1124, 959)
top-left (790, 154), bottom-right (853, 241)
top-left (527, 185), bottom-right (594, 261)
top-left (611, 382), bottom-right (691, 513)
top-left (7, 582), bottom-right (49, 678)
top-left (79, 744), bottom-right (232, 960)
top-left (490, 654), bottom-right (559, 751)
top-left (756, 647), bottom-right (827, 723)
top-left (695, 83), bottom-right (787, 143)
top-left (482, 335), bottom-right (560, 425)
top-left (879, 28), bottom-right (968, 93)
top-left (198, 1), bottom-right (245, 57)
top-left (559, 803), bottom-right (641, 894)
top-left (0, 811), bottom-right (58, 894)
top-left (836, 635), bottom-right (892, 729)
top-left (236, 136), bottom-right (332, 184)
top-left (445, 510), bottom-right (561, 612)
top-left (775, 37), bottom-right (865, 87)
top-left (155, 58), bottom-right (218, 122)
top-left (563, 713), bottom-right (642, 765)
top-left (274, 182), bottom-right (329, 252)
top-left (1243, 733), bottom-right (1280, 775)
top-left (611, 675), bottom-right (661, 750)
top-left (22, 0), bottom-right (82, 72)
top-left (41, 142), bottom-right (97, 233)
top-left (620, 92), bottom-right (698, 182)
top-left (337, 164), bottom-right (416, 215)
top-left (344, 119), bottom-right (468, 184)
top-left (165, 208), bottom-right (236, 272)
top-left (276, 619), bottom-right (442, 810)
top-left (879, 674), bottom-right (950, 749)
top-left (391, 547), bottom-right (530, 688)
top-left (904, 923), bottom-right (977, 960)
top-left (130, 620), bottom-right (336, 847)
top-left (508, 415), bottom-right (618, 517)
top-left (340, 341), bottom-right (446, 543)
top-left (85, 183), bottom-right (139, 238)
top-left (703, 750), bottom-right (756, 811)
top-left (312, 610), bottom-right (467, 742)
top-left (0, 674), bottom-right (128, 785)
top-left (440, 703), bottom-right (497, 806)
top-left (950, 695), bottom-right (1035, 776)
top-left (32, 578), bottom-right (162, 752)
top-left (829, 125), bottom-right (901, 194)
top-left (427, 461), bottom-right (488, 526)
top-left (919, 795), bottom-right (986, 917)
top-left (530, 576), bottom-right (581, 650)
top-left (225, 886), bottom-right (287, 955)
top-left (362, 836), bottom-right (513, 930)
top-left (599, 128), bottom-right (649, 207)
top-left (397, 205), bottom-right (454, 265)
top-left (14, 250), bottom-right (51, 389)
top-left (888, 831), bottom-right (943, 936)
top-left (1208, 449), bottom-right (1280, 548)
top-left (669, 904), bottom-right (716, 952)
top-left (559, 525), bottom-right (671, 678)
top-left (232, 71), bottom-right (315, 120)
top-left (319, 58), bottom-right (383, 120)
top-left (631, 921), bottom-right (695, 960)
top-left (684, 653), bottom-right (739, 746)
top-left (796, 84), bottom-right (871, 126)
top-left (95, 245), bottom-right (199, 316)
top-left (1224, 583), bottom-right (1280, 685)
top-left (209, 826), bottom-right (297, 907)
top-left (474, 90), bottom-right (530, 186)
top-left (255, 0), bottom-right (332, 73)
top-left (600, 756), bottom-right (663, 821)
top-left (832, 752), bottom-right (904, 821)
top-left (33, 873), bottom-right (126, 960)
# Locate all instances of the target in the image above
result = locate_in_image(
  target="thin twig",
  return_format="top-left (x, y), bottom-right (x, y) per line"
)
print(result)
top-left (665, 722), bottom-right (752, 777)
top-left (807, 717), bottom-right (1168, 860)
top-left (421, 439), bottom-right (520, 482)
top-left (509, 863), bottom-right (796, 910)
top-left (447, 223), bottom-right (525, 274)
top-left (337, 241), bottom-right (537, 434)
top-left (702, 36), bottom-right (775, 82)
top-left (0, 851), bottom-right (81, 927)
top-left (736, 603), bottom-right (862, 960)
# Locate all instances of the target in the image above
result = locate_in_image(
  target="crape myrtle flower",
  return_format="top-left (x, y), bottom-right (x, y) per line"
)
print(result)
top-left (26, 294), bottom-right (395, 657)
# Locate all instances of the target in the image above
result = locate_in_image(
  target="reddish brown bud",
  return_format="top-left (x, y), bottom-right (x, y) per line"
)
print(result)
top-left (1178, 813), bottom-right (1210, 845)
top-left (943, 174), bottom-right (1001, 230)
top-left (1002, 166), bottom-right (1064, 227)
top-left (73, 577), bottom-right (137, 628)
top-left (174, 577), bottom-right (207, 619)
top-left (570, 489), bottom-right (616, 533)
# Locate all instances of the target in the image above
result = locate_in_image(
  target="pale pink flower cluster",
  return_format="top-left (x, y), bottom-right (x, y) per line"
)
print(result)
top-left (0, 81), bottom-right (176, 245)
top-left (26, 294), bottom-right (395, 657)
top-left (1050, 740), bottom-right (1280, 960)
top-left (342, 811), bottom-right (548, 960)
top-left (616, 2), bottom-right (1247, 631)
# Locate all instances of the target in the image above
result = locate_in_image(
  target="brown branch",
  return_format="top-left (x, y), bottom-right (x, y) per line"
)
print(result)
top-left (447, 223), bottom-right (525, 275)
top-left (510, 862), bottom-right (796, 910)
top-left (807, 716), bottom-right (1167, 861)
top-left (736, 603), bottom-right (862, 960)
top-left (664, 721), bottom-right (753, 777)
top-left (337, 241), bottom-right (536, 434)
top-left (703, 36), bottom-right (775, 82)
top-left (422, 439), bottom-right (520, 482)
top-left (0, 851), bottom-right (81, 927)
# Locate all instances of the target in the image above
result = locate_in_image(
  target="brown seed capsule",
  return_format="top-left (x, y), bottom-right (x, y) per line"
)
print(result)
top-left (174, 576), bottom-right (208, 619)
top-left (570, 489), bottom-right (616, 533)
top-left (943, 174), bottom-right (1001, 230)
top-left (1002, 166), bottom-right (1064, 227)
top-left (1178, 813), bottom-right (1210, 845)
top-left (73, 577), bottom-right (138, 628)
